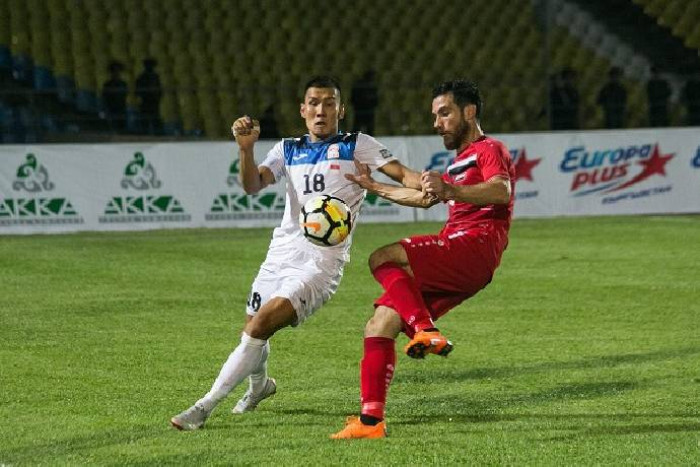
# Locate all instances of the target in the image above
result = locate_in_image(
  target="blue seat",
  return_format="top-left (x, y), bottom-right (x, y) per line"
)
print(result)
top-left (11, 54), bottom-right (33, 85)
top-left (76, 89), bottom-right (98, 113)
top-left (0, 46), bottom-right (11, 72)
top-left (56, 75), bottom-right (76, 104)
top-left (33, 66), bottom-right (56, 91)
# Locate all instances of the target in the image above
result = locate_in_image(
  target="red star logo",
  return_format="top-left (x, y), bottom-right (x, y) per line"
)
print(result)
top-left (608, 144), bottom-right (674, 192)
top-left (514, 149), bottom-right (541, 182)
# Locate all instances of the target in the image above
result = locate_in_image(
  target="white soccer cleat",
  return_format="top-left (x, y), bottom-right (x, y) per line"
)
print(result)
top-left (170, 404), bottom-right (211, 431)
top-left (231, 378), bottom-right (277, 414)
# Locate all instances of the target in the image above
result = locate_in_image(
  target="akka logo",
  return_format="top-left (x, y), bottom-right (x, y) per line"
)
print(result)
top-left (0, 154), bottom-right (83, 226)
top-left (362, 193), bottom-right (399, 216)
top-left (207, 159), bottom-right (285, 222)
top-left (100, 152), bottom-right (190, 224)
top-left (206, 192), bottom-right (286, 221)
top-left (12, 153), bottom-right (54, 192)
top-left (363, 193), bottom-right (393, 207)
top-left (560, 143), bottom-right (674, 197)
top-left (511, 148), bottom-right (540, 200)
top-left (226, 159), bottom-right (240, 187)
top-left (121, 152), bottom-right (162, 190)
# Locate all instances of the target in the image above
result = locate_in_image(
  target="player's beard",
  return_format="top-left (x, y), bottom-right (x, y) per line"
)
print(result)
top-left (442, 118), bottom-right (469, 150)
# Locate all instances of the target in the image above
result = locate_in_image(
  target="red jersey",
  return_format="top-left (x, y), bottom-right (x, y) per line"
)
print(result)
top-left (440, 135), bottom-right (515, 237)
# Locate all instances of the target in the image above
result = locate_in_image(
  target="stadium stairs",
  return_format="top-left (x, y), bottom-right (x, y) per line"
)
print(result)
top-left (546, 0), bottom-right (700, 127)
top-left (567, 0), bottom-right (700, 74)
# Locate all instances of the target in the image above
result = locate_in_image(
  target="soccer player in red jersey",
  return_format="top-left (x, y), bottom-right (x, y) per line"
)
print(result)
top-left (331, 79), bottom-right (515, 439)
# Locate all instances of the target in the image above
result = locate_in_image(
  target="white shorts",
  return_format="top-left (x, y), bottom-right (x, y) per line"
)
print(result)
top-left (246, 238), bottom-right (346, 326)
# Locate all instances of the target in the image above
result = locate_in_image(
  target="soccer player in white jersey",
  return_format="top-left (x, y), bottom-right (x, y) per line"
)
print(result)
top-left (171, 76), bottom-right (428, 430)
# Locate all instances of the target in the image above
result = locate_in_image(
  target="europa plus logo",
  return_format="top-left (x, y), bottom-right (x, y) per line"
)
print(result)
top-left (560, 143), bottom-right (674, 196)
top-left (425, 151), bottom-right (454, 172)
top-left (511, 148), bottom-right (541, 200)
top-left (692, 146), bottom-right (700, 168)
top-left (511, 148), bottom-right (541, 182)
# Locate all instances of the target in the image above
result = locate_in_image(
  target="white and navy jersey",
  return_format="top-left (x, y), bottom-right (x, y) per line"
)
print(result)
top-left (260, 132), bottom-right (396, 260)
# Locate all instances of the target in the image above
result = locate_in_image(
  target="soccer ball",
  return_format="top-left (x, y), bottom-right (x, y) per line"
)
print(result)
top-left (299, 195), bottom-right (352, 247)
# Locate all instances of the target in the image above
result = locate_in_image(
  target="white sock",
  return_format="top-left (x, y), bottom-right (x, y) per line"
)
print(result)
top-left (248, 340), bottom-right (270, 394)
top-left (196, 333), bottom-right (267, 412)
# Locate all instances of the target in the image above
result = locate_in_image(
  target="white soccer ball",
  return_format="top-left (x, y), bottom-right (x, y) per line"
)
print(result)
top-left (299, 195), bottom-right (352, 247)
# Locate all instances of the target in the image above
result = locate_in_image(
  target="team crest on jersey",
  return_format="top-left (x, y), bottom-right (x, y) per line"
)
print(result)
top-left (327, 144), bottom-right (340, 160)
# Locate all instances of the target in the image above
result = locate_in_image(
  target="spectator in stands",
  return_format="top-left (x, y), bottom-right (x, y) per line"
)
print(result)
top-left (351, 70), bottom-right (379, 134)
top-left (681, 70), bottom-right (700, 126)
top-left (597, 66), bottom-right (627, 129)
top-left (135, 58), bottom-right (162, 135)
top-left (646, 66), bottom-right (671, 127)
top-left (258, 104), bottom-right (279, 139)
top-left (102, 61), bottom-right (128, 133)
top-left (550, 67), bottom-right (580, 130)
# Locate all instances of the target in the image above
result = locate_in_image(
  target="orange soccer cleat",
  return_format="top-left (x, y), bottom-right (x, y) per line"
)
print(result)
top-left (330, 416), bottom-right (387, 439)
top-left (404, 330), bottom-right (453, 359)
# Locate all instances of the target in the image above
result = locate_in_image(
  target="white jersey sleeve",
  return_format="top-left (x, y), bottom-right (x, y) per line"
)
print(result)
top-left (259, 141), bottom-right (286, 183)
top-left (354, 133), bottom-right (397, 169)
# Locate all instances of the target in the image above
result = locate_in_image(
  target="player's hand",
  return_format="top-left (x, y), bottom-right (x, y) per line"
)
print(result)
top-left (345, 159), bottom-right (376, 190)
top-left (231, 115), bottom-right (260, 149)
top-left (421, 170), bottom-right (449, 199)
top-left (419, 172), bottom-right (438, 203)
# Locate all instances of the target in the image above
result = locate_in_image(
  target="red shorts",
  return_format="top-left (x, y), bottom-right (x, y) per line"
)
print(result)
top-left (375, 226), bottom-right (505, 337)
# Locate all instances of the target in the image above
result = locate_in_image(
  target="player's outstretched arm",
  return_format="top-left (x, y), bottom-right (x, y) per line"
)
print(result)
top-left (232, 115), bottom-right (274, 194)
top-left (346, 160), bottom-right (439, 208)
top-left (422, 171), bottom-right (511, 205)
top-left (377, 160), bottom-right (423, 190)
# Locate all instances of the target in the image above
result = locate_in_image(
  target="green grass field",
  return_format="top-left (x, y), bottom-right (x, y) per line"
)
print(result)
top-left (1, 216), bottom-right (699, 465)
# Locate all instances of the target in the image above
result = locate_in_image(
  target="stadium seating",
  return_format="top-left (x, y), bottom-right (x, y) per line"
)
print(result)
top-left (634, 0), bottom-right (700, 51)
top-left (1, 0), bottom-right (698, 140)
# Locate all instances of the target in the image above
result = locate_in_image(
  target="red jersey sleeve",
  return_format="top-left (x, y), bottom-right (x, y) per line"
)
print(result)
top-left (478, 142), bottom-right (510, 182)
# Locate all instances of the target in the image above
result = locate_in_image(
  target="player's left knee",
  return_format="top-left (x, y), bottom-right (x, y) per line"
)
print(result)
top-left (244, 299), bottom-right (296, 339)
top-left (368, 245), bottom-right (396, 271)
top-left (245, 317), bottom-right (275, 340)
top-left (369, 245), bottom-right (411, 274)
top-left (368, 249), bottom-right (383, 272)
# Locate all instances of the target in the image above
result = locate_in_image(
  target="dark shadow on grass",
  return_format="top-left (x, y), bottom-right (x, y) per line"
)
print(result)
top-left (394, 411), bottom-right (700, 426)
top-left (3, 425), bottom-right (156, 462)
top-left (394, 381), bottom-right (640, 425)
top-left (273, 407), bottom-right (355, 417)
top-left (391, 379), bottom-right (700, 440)
top-left (545, 422), bottom-right (700, 441)
top-left (6, 418), bottom-right (309, 462)
top-left (408, 346), bottom-right (700, 384)
top-left (211, 416), bottom-right (322, 430)
top-left (512, 381), bottom-right (638, 405)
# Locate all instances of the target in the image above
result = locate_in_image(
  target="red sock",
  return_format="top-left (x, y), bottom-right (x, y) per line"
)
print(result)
top-left (360, 337), bottom-right (396, 420)
top-left (372, 262), bottom-right (435, 332)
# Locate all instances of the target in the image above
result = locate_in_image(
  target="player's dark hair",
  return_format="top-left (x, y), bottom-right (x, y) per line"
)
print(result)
top-left (304, 76), bottom-right (342, 96)
top-left (432, 79), bottom-right (482, 118)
